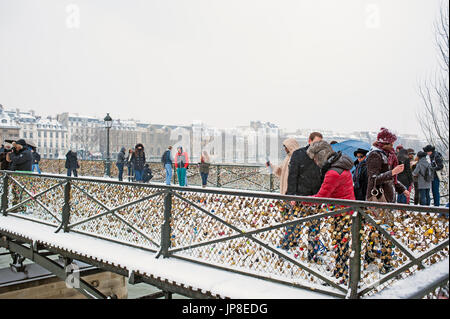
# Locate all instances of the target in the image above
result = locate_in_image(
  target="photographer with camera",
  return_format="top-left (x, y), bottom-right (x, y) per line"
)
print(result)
top-left (0, 142), bottom-right (13, 170)
top-left (5, 139), bottom-right (32, 172)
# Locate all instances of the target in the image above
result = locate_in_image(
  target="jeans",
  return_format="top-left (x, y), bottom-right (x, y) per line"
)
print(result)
top-left (165, 164), bottom-right (172, 185)
top-left (413, 182), bottom-right (420, 205)
top-left (419, 189), bottom-right (431, 206)
top-left (177, 167), bottom-right (186, 186)
top-left (200, 172), bottom-right (208, 186)
top-left (67, 168), bottom-right (78, 177)
top-left (431, 176), bottom-right (440, 206)
top-left (397, 193), bottom-right (407, 204)
top-left (32, 164), bottom-right (41, 174)
top-left (117, 163), bottom-right (124, 181)
top-left (135, 169), bottom-right (144, 182)
top-left (127, 165), bottom-right (133, 181)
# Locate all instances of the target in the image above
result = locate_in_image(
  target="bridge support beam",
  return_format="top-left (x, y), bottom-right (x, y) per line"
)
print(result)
top-left (0, 237), bottom-right (107, 299)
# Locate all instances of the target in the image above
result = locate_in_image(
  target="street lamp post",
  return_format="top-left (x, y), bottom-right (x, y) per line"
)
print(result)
top-left (104, 113), bottom-right (113, 177)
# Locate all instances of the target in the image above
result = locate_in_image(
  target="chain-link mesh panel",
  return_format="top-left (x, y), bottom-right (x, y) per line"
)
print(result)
top-left (6, 175), bottom-right (65, 225)
top-left (358, 206), bottom-right (449, 297)
top-left (69, 180), bottom-right (165, 250)
top-left (169, 191), bottom-right (355, 293)
top-left (217, 166), bottom-right (271, 191)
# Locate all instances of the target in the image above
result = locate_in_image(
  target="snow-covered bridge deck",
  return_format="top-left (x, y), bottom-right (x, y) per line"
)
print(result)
top-left (0, 216), bottom-right (334, 299)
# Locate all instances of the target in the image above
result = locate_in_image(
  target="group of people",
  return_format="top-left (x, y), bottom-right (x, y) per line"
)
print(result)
top-left (116, 144), bottom-right (153, 183)
top-left (0, 139), bottom-right (88, 178)
top-left (117, 143), bottom-right (212, 188)
top-left (352, 139), bottom-right (444, 207)
top-left (0, 139), bottom-right (42, 173)
top-left (268, 128), bottom-right (445, 207)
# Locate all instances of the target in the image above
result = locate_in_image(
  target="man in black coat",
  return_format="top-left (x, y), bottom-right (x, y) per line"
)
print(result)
top-left (283, 132), bottom-right (323, 254)
top-left (286, 132), bottom-right (323, 198)
top-left (6, 139), bottom-right (32, 171)
top-left (65, 150), bottom-right (79, 177)
top-left (352, 148), bottom-right (369, 201)
top-left (396, 148), bottom-right (413, 203)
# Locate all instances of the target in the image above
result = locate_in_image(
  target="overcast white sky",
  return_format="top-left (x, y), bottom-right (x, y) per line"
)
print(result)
top-left (0, 0), bottom-right (445, 136)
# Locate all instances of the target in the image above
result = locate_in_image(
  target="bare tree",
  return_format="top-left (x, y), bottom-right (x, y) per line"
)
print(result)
top-left (71, 127), bottom-right (100, 158)
top-left (417, 1), bottom-right (449, 155)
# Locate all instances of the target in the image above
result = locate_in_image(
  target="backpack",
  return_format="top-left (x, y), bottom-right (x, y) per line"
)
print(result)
top-left (161, 152), bottom-right (166, 163)
top-left (422, 165), bottom-right (434, 183)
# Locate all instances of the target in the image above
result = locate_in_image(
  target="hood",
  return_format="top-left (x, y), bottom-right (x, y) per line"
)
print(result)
top-left (282, 138), bottom-right (300, 155)
top-left (120, 147), bottom-right (126, 153)
top-left (135, 143), bottom-right (144, 150)
top-left (330, 152), bottom-right (354, 171)
top-left (307, 140), bottom-right (334, 168)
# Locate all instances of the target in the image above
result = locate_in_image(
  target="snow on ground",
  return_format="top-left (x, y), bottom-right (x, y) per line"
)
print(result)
top-left (364, 258), bottom-right (449, 299)
top-left (0, 215), bottom-right (335, 299)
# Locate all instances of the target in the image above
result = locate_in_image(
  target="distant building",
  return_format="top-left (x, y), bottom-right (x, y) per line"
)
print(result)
top-left (0, 105), bottom-right (20, 143)
top-left (1, 105), bottom-right (436, 162)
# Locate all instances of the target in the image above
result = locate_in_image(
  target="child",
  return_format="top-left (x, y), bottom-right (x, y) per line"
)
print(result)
top-left (142, 164), bottom-right (153, 183)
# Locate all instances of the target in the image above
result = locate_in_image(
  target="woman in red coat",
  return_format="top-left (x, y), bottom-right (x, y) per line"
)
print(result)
top-left (306, 140), bottom-right (355, 284)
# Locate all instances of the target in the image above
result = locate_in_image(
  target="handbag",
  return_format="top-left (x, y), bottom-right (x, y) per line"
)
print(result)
top-left (367, 175), bottom-right (387, 203)
top-left (367, 175), bottom-right (393, 222)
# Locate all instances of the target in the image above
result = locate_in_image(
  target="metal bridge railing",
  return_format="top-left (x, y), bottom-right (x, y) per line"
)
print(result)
top-left (38, 159), bottom-right (279, 192)
top-left (0, 170), bottom-right (448, 299)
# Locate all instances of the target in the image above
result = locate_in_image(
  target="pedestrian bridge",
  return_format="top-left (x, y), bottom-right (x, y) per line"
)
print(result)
top-left (0, 171), bottom-right (448, 299)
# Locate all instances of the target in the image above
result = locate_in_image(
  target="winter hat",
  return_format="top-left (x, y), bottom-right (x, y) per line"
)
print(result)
top-left (417, 151), bottom-right (427, 159)
top-left (307, 140), bottom-right (334, 168)
top-left (376, 127), bottom-right (397, 144)
top-left (353, 148), bottom-right (369, 157)
top-left (423, 145), bottom-right (435, 153)
top-left (395, 145), bottom-right (403, 152)
top-left (407, 148), bottom-right (416, 155)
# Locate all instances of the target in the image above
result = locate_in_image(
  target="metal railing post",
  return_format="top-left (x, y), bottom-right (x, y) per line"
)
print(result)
top-left (269, 173), bottom-right (274, 192)
top-left (348, 209), bottom-right (362, 299)
top-left (1, 174), bottom-right (9, 216)
top-left (158, 190), bottom-right (172, 258)
top-left (61, 180), bottom-right (71, 233)
top-left (173, 164), bottom-right (177, 185)
top-left (216, 165), bottom-right (221, 187)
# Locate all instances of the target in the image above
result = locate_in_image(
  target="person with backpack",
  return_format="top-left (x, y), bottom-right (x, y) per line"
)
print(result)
top-left (65, 150), bottom-right (79, 177)
top-left (31, 147), bottom-right (42, 174)
top-left (413, 151), bottom-right (433, 206)
top-left (423, 145), bottom-right (444, 206)
top-left (161, 146), bottom-right (173, 185)
top-left (116, 147), bottom-right (126, 181)
top-left (199, 150), bottom-right (211, 188)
